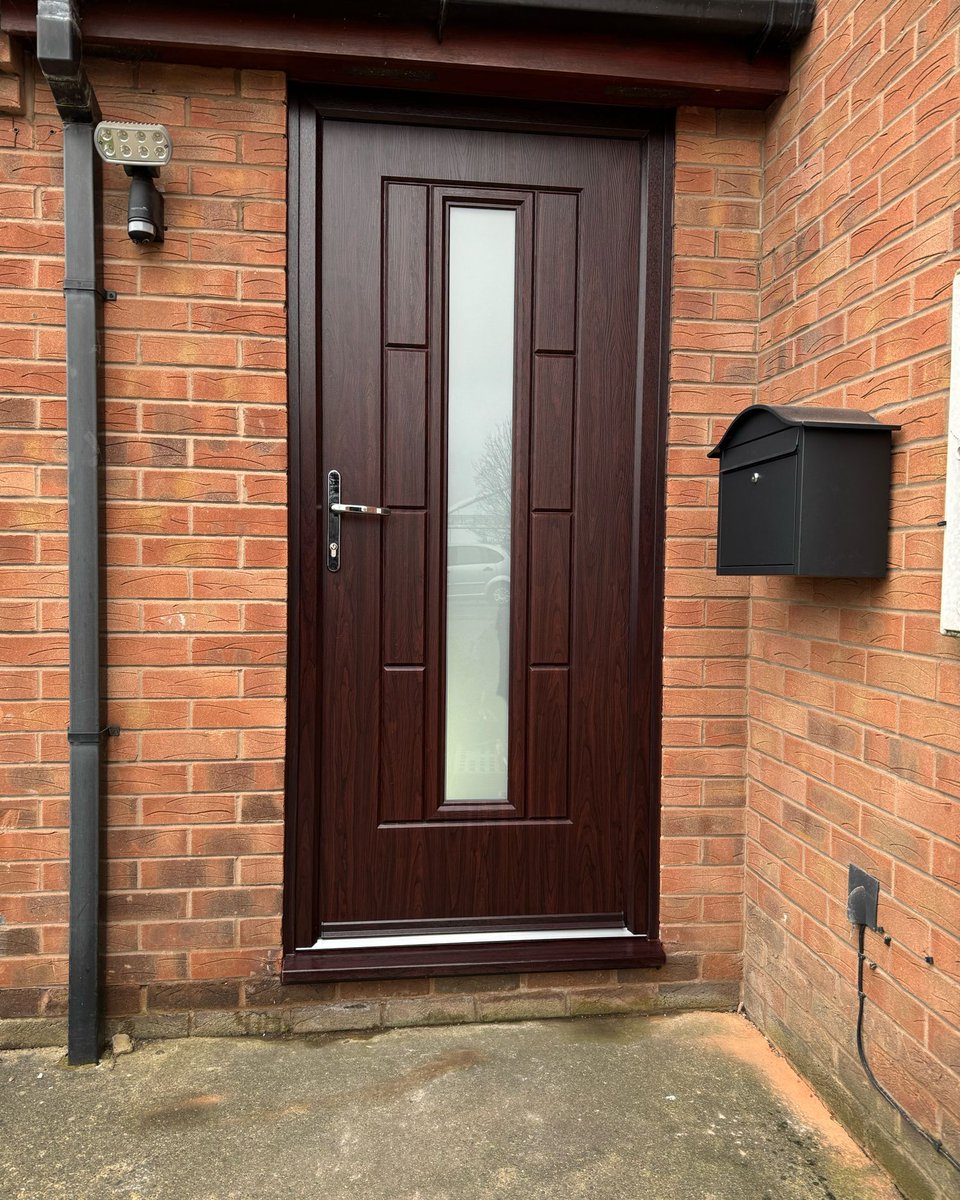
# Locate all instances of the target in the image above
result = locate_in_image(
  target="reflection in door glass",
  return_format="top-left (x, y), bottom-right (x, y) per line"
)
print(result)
top-left (445, 206), bottom-right (516, 802)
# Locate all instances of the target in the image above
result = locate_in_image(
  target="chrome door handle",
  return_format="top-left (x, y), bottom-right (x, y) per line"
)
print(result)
top-left (326, 470), bottom-right (390, 572)
top-left (331, 502), bottom-right (391, 515)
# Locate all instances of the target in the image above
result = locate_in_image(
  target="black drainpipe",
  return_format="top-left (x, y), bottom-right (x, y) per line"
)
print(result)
top-left (35, 0), bottom-right (105, 1067)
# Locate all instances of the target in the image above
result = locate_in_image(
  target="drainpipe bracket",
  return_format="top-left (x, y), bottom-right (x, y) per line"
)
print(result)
top-left (63, 278), bottom-right (117, 301)
top-left (67, 725), bottom-right (120, 745)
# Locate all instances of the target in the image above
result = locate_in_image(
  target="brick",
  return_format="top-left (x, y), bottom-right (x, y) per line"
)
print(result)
top-left (190, 824), bottom-right (283, 856)
top-left (238, 855), bottom-right (282, 885)
top-left (191, 888), bottom-right (280, 919)
top-left (188, 949), bottom-right (275, 981)
top-left (476, 990), bottom-right (567, 1022)
top-left (139, 264), bottom-right (238, 298)
top-left (106, 829), bottom-right (189, 859)
top-left (0, 1017), bottom-right (68, 1049)
top-left (191, 438), bottom-right (286, 472)
top-left (191, 635), bottom-right (285, 666)
top-left (239, 790), bottom-right (283, 821)
top-left (566, 986), bottom-right (659, 1017)
top-left (187, 1010), bottom-right (248, 1037)
top-left (141, 920), bottom-right (235, 951)
top-left (192, 506), bottom-right (285, 537)
top-left (383, 995), bottom-right (476, 1028)
top-left (931, 841), bottom-right (960, 889)
top-left (241, 978), bottom-right (336, 1008)
top-left (288, 1002), bottom-right (381, 1034)
top-left (141, 602), bottom-right (241, 632)
top-left (140, 790), bottom-right (238, 822)
top-left (104, 891), bottom-right (188, 922)
top-left (433, 973), bottom-right (520, 995)
top-left (192, 165), bottom-right (284, 199)
top-left (894, 865), bottom-right (960, 934)
top-left (105, 437), bottom-right (188, 469)
top-left (140, 668), bottom-right (238, 699)
top-left (107, 1013), bottom-right (190, 1041)
top-left (899, 696), bottom-right (960, 752)
top-left (242, 202), bottom-right (286, 232)
top-left (239, 71), bottom-right (286, 100)
top-left (139, 857), bottom-right (235, 889)
top-left (657, 982), bottom-right (740, 1011)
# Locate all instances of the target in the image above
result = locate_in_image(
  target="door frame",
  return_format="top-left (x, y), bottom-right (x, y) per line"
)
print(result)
top-left (283, 87), bottom-right (673, 982)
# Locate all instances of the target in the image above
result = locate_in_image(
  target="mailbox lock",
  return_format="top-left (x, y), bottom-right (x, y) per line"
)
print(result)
top-left (750, 472), bottom-right (761, 484)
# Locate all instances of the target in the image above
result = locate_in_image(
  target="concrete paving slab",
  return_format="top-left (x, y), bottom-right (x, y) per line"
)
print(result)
top-left (0, 1012), bottom-right (899, 1200)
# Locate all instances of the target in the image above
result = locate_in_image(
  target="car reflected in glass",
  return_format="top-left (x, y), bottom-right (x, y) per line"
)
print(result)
top-left (447, 542), bottom-right (510, 604)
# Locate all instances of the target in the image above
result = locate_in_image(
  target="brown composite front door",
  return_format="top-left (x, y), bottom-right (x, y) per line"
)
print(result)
top-left (286, 100), bottom-right (668, 979)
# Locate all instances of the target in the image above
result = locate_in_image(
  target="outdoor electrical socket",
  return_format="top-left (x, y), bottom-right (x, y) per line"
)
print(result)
top-left (847, 864), bottom-right (880, 931)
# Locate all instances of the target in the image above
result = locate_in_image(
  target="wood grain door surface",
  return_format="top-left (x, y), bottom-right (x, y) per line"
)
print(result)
top-left (286, 107), bottom-right (667, 977)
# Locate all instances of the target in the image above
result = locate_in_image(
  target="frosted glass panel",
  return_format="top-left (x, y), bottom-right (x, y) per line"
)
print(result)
top-left (444, 206), bottom-right (516, 802)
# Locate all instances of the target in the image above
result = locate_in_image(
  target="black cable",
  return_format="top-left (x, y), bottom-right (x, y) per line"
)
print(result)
top-left (855, 923), bottom-right (960, 1174)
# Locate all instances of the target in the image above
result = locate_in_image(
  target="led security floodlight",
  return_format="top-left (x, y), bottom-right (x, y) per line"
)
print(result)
top-left (93, 121), bottom-right (172, 245)
top-left (94, 121), bottom-right (172, 166)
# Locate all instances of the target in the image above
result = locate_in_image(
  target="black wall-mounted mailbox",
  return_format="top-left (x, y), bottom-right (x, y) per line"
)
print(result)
top-left (708, 405), bottom-right (900, 577)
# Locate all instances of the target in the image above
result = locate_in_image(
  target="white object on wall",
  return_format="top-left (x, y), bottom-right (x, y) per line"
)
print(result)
top-left (941, 271), bottom-right (960, 637)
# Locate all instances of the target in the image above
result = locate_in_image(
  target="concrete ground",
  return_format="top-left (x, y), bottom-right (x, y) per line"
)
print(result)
top-left (0, 1012), bottom-right (899, 1200)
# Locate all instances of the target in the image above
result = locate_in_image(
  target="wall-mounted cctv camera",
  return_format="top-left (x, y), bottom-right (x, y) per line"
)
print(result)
top-left (125, 168), bottom-right (164, 245)
top-left (94, 122), bottom-right (172, 245)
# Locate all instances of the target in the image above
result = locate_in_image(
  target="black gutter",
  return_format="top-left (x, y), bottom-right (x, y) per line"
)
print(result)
top-left (450, 1), bottom-right (816, 49)
top-left (5, 0), bottom-right (817, 52)
top-left (35, 0), bottom-right (105, 1067)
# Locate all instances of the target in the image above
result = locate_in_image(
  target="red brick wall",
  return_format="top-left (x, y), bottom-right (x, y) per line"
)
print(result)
top-left (0, 60), bottom-right (756, 1026)
top-left (744, 2), bottom-right (960, 1196)
top-left (0, 58), bottom-right (290, 1017)
top-left (661, 107), bottom-right (764, 979)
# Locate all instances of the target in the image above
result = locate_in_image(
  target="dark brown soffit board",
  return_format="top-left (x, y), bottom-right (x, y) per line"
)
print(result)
top-left (1, 2), bottom-right (791, 108)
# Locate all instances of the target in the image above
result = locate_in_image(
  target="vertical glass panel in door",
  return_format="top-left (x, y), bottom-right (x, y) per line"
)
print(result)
top-left (445, 206), bottom-right (517, 802)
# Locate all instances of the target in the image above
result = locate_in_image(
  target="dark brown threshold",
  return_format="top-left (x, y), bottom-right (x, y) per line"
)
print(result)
top-left (323, 913), bottom-right (626, 939)
top-left (282, 936), bottom-right (666, 982)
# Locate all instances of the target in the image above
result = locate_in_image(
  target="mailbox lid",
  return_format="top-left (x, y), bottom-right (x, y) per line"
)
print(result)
top-left (708, 404), bottom-right (900, 460)
top-left (718, 426), bottom-right (798, 473)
